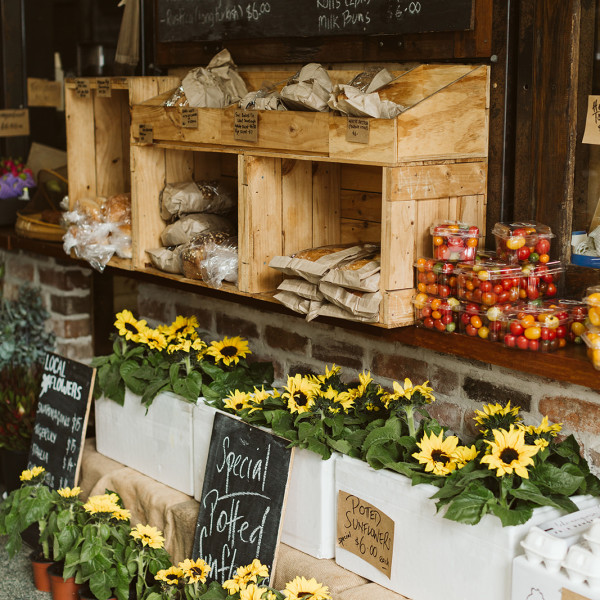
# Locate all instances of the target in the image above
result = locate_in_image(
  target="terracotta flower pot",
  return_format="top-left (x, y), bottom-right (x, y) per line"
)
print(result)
top-left (49, 563), bottom-right (83, 600)
top-left (30, 553), bottom-right (54, 592)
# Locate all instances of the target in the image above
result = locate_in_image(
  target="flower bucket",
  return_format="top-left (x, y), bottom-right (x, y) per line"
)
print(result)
top-left (31, 554), bottom-right (54, 592)
top-left (335, 455), bottom-right (598, 600)
top-left (95, 389), bottom-right (195, 495)
top-left (49, 563), bottom-right (82, 600)
top-left (192, 402), bottom-right (338, 559)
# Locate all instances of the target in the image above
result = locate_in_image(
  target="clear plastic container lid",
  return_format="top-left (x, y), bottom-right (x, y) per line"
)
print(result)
top-left (412, 292), bottom-right (460, 310)
top-left (520, 260), bottom-right (563, 277)
top-left (430, 220), bottom-right (480, 237)
top-left (459, 301), bottom-right (508, 321)
top-left (505, 304), bottom-right (568, 327)
top-left (491, 220), bottom-right (554, 240)
top-left (456, 261), bottom-right (523, 281)
top-left (583, 285), bottom-right (600, 307)
top-left (582, 329), bottom-right (600, 349)
top-left (414, 257), bottom-right (457, 273)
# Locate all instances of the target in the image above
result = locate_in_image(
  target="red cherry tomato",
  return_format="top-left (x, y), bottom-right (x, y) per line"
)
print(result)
top-left (510, 322), bottom-right (524, 336)
top-left (516, 335), bottom-right (529, 350)
top-left (504, 334), bottom-right (516, 348)
top-left (528, 339), bottom-right (540, 352)
top-left (535, 238), bottom-right (550, 254)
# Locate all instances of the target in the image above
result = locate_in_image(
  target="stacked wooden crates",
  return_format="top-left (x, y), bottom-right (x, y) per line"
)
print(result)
top-left (71, 64), bottom-right (489, 327)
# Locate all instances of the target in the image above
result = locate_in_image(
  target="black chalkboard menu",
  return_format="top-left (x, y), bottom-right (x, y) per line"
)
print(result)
top-left (27, 352), bottom-right (95, 490)
top-left (157, 0), bottom-right (474, 44)
top-left (192, 413), bottom-right (293, 584)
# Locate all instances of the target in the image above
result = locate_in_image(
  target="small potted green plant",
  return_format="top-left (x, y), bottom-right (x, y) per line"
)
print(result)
top-left (0, 283), bottom-right (55, 491)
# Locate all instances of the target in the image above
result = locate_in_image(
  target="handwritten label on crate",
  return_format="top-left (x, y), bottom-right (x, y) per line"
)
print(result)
top-left (181, 107), bottom-right (198, 128)
top-left (27, 352), bottom-right (95, 490)
top-left (97, 79), bottom-right (112, 98)
top-left (234, 110), bottom-right (258, 142)
top-left (75, 79), bottom-right (91, 99)
top-left (0, 109), bottom-right (30, 137)
top-left (192, 413), bottom-right (293, 583)
top-left (27, 78), bottom-right (62, 108)
top-left (138, 123), bottom-right (153, 144)
top-left (337, 491), bottom-right (394, 577)
top-left (346, 117), bottom-right (370, 144)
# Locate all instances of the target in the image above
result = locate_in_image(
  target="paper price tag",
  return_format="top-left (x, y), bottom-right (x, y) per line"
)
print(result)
top-left (181, 107), bottom-right (198, 128)
top-left (138, 124), bottom-right (153, 144)
top-left (97, 79), bottom-right (111, 98)
top-left (75, 79), bottom-right (90, 99)
top-left (337, 491), bottom-right (394, 577)
top-left (346, 117), bottom-right (370, 144)
top-left (0, 109), bottom-right (30, 138)
top-left (234, 110), bottom-right (258, 142)
top-left (27, 78), bottom-right (62, 108)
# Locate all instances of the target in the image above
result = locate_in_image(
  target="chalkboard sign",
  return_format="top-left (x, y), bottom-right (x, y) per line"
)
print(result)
top-left (27, 352), bottom-right (95, 490)
top-left (157, 0), bottom-right (474, 44)
top-left (192, 413), bottom-right (293, 583)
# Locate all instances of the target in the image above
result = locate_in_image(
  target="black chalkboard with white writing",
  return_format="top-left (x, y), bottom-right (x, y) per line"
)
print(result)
top-left (27, 352), bottom-right (95, 490)
top-left (192, 412), bottom-right (293, 584)
top-left (157, 0), bottom-right (474, 44)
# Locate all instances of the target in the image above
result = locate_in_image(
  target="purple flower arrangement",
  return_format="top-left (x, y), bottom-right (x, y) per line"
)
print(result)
top-left (0, 158), bottom-right (35, 199)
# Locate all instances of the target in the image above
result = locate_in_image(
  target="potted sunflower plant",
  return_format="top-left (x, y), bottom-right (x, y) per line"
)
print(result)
top-left (0, 283), bottom-right (55, 492)
top-left (335, 400), bottom-right (600, 600)
top-left (92, 310), bottom-right (274, 496)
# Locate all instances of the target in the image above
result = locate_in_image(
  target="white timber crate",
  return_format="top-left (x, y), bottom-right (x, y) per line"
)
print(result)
top-left (334, 455), bottom-right (596, 600)
top-left (193, 402), bottom-right (338, 559)
top-left (95, 389), bottom-right (195, 495)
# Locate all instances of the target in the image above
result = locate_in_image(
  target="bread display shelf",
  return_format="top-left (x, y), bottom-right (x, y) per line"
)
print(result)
top-left (131, 64), bottom-right (489, 166)
top-left (66, 67), bottom-right (489, 328)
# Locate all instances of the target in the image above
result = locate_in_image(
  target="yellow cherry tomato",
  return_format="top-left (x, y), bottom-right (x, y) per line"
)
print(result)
top-left (589, 307), bottom-right (600, 327)
top-left (432, 310), bottom-right (442, 320)
top-left (571, 321), bottom-right (585, 336)
top-left (470, 315), bottom-right (482, 329)
top-left (506, 236), bottom-right (526, 250)
top-left (524, 326), bottom-right (541, 340)
top-left (587, 292), bottom-right (600, 307)
top-left (478, 326), bottom-right (490, 339)
top-left (414, 293), bottom-right (428, 309)
top-left (477, 270), bottom-right (490, 281)
top-left (542, 315), bottom-right (560, 329)
top-left (433, 236), bottom-right (444, 247)
top-left (520, 314), bottom-right (536, 328)
top-left (431, 298), bottom-right (442, 310)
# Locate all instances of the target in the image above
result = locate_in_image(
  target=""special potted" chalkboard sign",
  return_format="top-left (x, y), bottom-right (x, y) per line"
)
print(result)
top-left (192, 412), bottom-right (294, 584)
top-left (27, 352), bottom-right (95, 490)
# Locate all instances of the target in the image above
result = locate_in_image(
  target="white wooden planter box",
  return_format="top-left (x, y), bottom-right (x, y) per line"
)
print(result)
top-left (95, 390), bottom-right (195, 495)
top-left (335, 455), bottom-right (595, 600)
top-left (192, 402), bottom-right (338, 559)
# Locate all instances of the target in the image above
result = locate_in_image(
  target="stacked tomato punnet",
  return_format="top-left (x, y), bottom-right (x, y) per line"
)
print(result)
top-left (503, 305), bottom-right (568, 353)
top-left (491, 221), bottom-right (553, 265)
top-left (582, 288), bottom-right (600, 369)
top-left (430, 220), bottom-right (480, 262)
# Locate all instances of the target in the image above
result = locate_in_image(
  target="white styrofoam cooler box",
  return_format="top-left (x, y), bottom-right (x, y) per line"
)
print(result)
top-left (512, 555), bottom-right (600, 600)
top-left (193, 402), bottom-right (338, 559)
top-left (335, 454), bottom-right (582, 600)
top-left (95, 390), bottom-right (195, 495)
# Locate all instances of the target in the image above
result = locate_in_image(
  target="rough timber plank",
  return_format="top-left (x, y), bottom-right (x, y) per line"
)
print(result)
top-left (379, 289), bottom-right (416, 327)
top-left (341, 219), bottom-right (381, 244)
top-left (282, 159), bottom-right (313, 255)
top-left (65, 87), bottom-right (96, 208)
top-left (238, 155), bottom-right (283, 293)
top-left (341, 189), bottom-right (382, 223)
top-left (131, 145), bottom-right (166, 268)
top-left (312, 162), bottom-right (341, 247)
top-left (329, 117), bottom-right (397, 163)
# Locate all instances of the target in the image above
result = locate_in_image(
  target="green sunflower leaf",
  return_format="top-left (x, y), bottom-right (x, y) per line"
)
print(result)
top-left (510, 479), bottom-right (564, 509)
top-left (531, 462), bottom-right (585, 496)
top-left (326, 437), bottom-right (353, 455)
top-left (443, 486), bottom-right (495, 525)
top-left (489, 502), bottom-right (534, 527)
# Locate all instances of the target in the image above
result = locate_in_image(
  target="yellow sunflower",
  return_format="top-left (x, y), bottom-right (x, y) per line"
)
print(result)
top-left (162, 315), bottom-right (199, 340)
top-left (248, 386), bottom-right (274, 412)
top-left (83, 493), bottom-right (121, 516)
top-left (521, 416), bottom-right (562, 437)
top-left (114, 310), bottom-right (147, 342)
top-left (240, 584), bottom-right (271, 600)
top-left (138, 327), bottom-right (168, 351)
top-left (178, 558), bottom-right (211, 583)
top-left (412, 430), bottom-right (459, 476)
top-left (310, 364), bottom-right (341, 384)
top-left (19, 466), bottom-right (45, 482)
top-left (284, 576), bottom-right (331, 600)
top-left (130, 524), bottom-right (165, 549)
top-left (383, 378), bottom-right (417, 407)
top-left (356, 371), bottom-right (373, 396)
top-left (223, 390), bottom-right (252, 412)
top-left (57, 486), bottom-right (81, 499)
top-left (473, 401), bottom-right (522, 433)
top-left (452, 445), bottom-right (478, 469)
top-left (110, 507), bottom-right (131, 521)
top-left (282, 374), bottom-right (320, 414)
top-left (205, 336), bottom-right (251, 366)
top-left (156, 566), bottom-right (184, 586)
top-left (413, 380), bottom-right (435, 403)
top-left (336, 390), bottom-right (355, 412)
top-left (246, 559), bottom-right (269, 579)
top-left (480, 426), bottom-right (540, 478)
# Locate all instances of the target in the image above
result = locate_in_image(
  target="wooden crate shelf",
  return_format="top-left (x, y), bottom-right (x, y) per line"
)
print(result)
top-left (67, 66), bottom-right (489, 328)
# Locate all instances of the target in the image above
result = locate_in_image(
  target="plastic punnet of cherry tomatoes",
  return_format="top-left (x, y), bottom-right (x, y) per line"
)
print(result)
top-left (520, 261), bottom-right (563, 301)
top-left (413, 293), bottom-right (459, 333)
top-left (491, 221), bottom-right (554, 265)
top-left (458, 301), bottom-right (507, 342)
top-left (456, 261), bottom-right (523, 307)
top-left (430, 220), bottom-right (480, 262)
top-left (503, 304), bottom-right (567, 352)
top-left (414, 257), bottom-right (458, 297)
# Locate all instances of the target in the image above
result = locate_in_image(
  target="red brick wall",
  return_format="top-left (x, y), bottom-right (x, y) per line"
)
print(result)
top-left (0, 250), bottom-right (93, 362)
top-left (137, 281), bottom-right (600, 475)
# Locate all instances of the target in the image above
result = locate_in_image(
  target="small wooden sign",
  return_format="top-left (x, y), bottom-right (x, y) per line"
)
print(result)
top-left (562, 590), bottom-right (593, 600)
top-left (97, 78), bottom-right (112, 98)
top-left (27, 78), bottom-right (62, 108)
top-left (234, 110), bottom-right (258, 142)
top-left (337, 491), bottom-right (394, 577)
top-left (192, 413), bottom-right (293, 584)
top-left (75, 79), bottom-right (91, 99)
top-left (0, 109), bottom-right (30, 137)
top-left (138, 123), bottom-right (153, 144)
top-left (27, 352), bottom-right (95, 490)
top-left (346, 117), bottom-right (370, 144)
top-left (181, 107), bottom-right (198, 128)
top-left (582, 95), bottom-right (600, 145)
